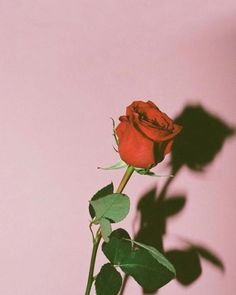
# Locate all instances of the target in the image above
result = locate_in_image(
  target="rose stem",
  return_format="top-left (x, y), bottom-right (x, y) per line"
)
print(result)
top-left (84, 165), bottom-right (135, 295)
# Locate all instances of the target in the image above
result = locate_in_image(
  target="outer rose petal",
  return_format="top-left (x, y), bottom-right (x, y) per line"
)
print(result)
top-left (116, 120), bottom-right (156, 168)
top-left (116, 116), bottom-right (128, 139)
top-left (137, 121), bottom-right (182, 142)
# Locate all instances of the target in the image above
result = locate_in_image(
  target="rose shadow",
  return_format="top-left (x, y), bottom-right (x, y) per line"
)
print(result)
top-left (119, 104), bottom-right (234, 294)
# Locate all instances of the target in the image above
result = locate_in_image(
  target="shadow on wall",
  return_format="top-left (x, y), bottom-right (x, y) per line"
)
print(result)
top-left (120, 104), bottom-right (234, 294)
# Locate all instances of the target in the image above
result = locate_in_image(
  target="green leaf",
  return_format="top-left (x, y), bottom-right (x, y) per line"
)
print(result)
top-left (102, 229), bottom-right (176, 292)
top-left (129, 240), bottom-right (176, 275)
top-left (100, 218), bottom-right (112, 243)
top-left (89, 183), bottom-right (114, 218)
top-left (135, 168), bottom-right (171, 177)
top-left (97, 160), bottom-right (127, 170)
top-left (95, 263), bottom-right (122, 295)
top-left (135, 168), bottom-right (173, 178)
top-left (90, 193), bottom-right (130, 223)
top-left (89, 186), bottom-right (130, 243)
top-left (102, 229), bottom-right (131, 263)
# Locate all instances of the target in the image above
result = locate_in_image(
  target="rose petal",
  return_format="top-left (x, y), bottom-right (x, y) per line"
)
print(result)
top-left (116, 120), bottom-right (156, 168)
top-left (137, 120), bottom-right (182, 142)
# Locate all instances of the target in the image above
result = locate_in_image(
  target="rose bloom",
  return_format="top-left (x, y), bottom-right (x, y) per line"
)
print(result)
top-left (116, 100), bottom-right (182, 169)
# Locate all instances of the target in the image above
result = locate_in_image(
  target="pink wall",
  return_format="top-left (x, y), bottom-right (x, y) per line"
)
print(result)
top-left (0, 1), bottom-right (235, 294)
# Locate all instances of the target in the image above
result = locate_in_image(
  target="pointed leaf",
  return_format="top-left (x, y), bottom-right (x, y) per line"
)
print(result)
top-left (135, 168), bottom-right (173, 178)
top-left (95, 263), bottom-right (122, 295)
top-left (102, 229), bottom-right (175, 292)
top-left (89, 183), bottom-right (114, 218)
top-left (102, 229), bottom-right (131, 264)
top-left (98, 160), bottom-right (127, 170)
top-left (130, 240), bottom-right (176, 275)
top-left (90, 193), bottom-right (130, 223)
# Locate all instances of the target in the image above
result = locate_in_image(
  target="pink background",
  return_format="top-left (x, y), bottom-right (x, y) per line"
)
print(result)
top-left (0, 1), bottom-right (236, 294)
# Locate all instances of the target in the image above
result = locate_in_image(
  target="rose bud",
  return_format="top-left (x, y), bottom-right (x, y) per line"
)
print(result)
top-left (116, 100), bottom-right (182, 169)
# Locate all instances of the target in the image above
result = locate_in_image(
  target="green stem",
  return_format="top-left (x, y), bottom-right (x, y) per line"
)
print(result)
top-left (84, 232), bottom-right (101, 295)
top-left (84, 165), bottom-right (135, 295)
top-left (116, 165), bottom-right (135, 193)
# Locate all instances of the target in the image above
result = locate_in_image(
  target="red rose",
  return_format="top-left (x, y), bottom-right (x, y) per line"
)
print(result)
top-left (116, 100), bottom-right (182, 168)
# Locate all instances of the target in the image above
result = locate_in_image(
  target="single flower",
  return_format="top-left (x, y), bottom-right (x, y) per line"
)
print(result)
top-left (116, 100), bottom-right (182, 168)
